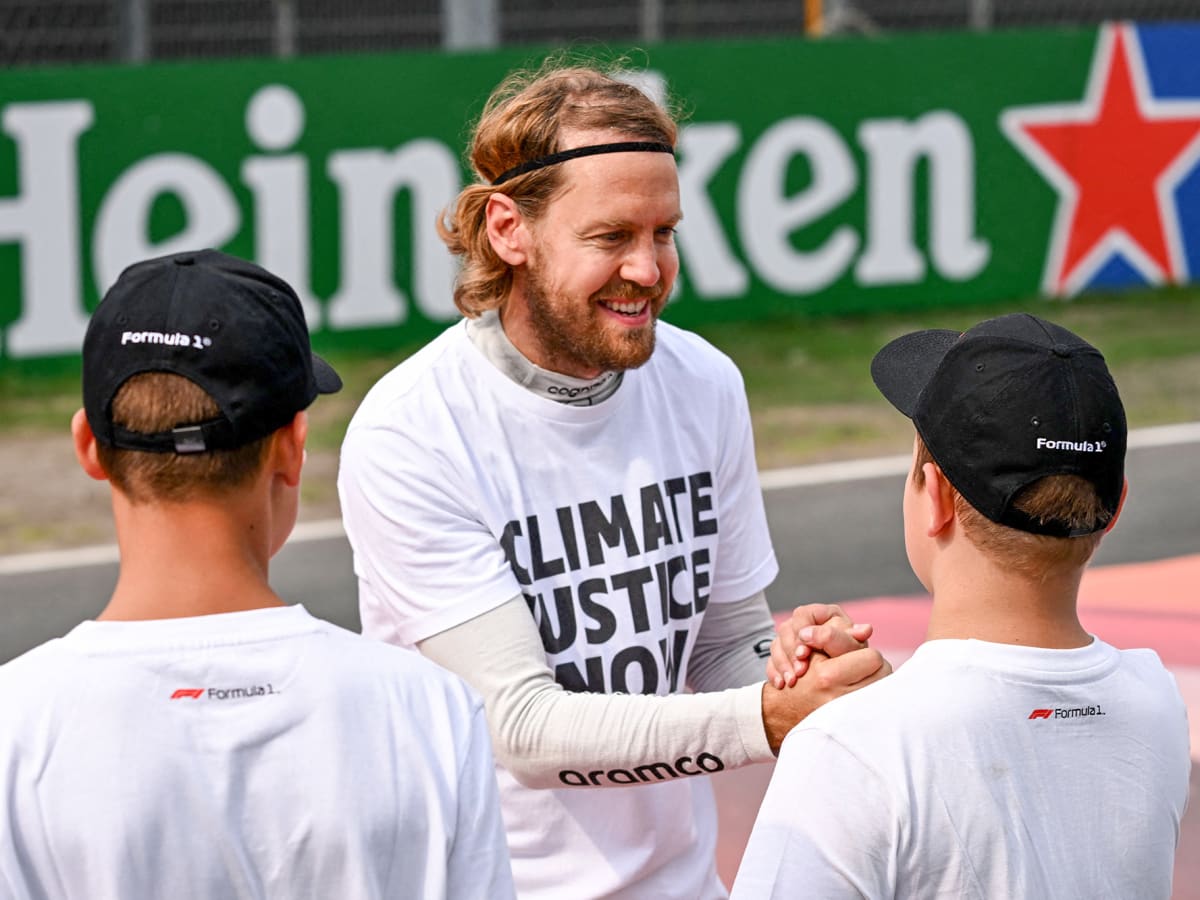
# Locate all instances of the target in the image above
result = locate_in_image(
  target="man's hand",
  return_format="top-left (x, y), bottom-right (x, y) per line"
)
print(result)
top-left (766, 603), bottom-right (874, 688)
top-left (761, 647), bottom-right (892, 753)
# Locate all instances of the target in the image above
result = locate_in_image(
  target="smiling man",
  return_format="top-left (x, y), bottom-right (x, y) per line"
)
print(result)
top-left (337, 58), bottom-right (888, 899)
top-left (490, 124), bottom-right (680, 377)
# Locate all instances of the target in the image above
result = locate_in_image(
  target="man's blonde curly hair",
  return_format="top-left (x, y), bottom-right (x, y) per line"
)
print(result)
top-left (437, 54), bottom-right (679, 318)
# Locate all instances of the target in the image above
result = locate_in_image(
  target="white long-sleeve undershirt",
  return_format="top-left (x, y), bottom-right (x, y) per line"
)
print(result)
top-left (419, 591), bottom-right (779, 788)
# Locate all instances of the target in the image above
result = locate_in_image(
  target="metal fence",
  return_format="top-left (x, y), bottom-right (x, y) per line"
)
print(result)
top-left (2, 0), bottom-right (1198, 67)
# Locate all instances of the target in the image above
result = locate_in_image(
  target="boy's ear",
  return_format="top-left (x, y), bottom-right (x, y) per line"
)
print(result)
top-left (71, 408), bottom-right (109, 482)
top-left (1104, 478), bottom-right (1129, 535)
top-left (485, 193), bottom-right (529, 267)
top-left (922, 462), bottom-right (956, 537)
top-left (271, 411), bottom-right (308, 488)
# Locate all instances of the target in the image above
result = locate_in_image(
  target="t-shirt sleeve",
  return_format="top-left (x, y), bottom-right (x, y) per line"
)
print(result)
top-left (446, 702), bottom-right (516, 900)
top-left (730, 727), bottom-right (896, 899)
top-left (708, 361), bottom-right (779, 604)
top-left (686, 590), bottom-right (777, 692)
top-left (338, 421), bottom-right (523, 646)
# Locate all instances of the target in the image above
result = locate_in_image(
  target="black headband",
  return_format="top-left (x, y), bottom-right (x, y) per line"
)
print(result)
top-left (492, 141), bottom-right (675, 186)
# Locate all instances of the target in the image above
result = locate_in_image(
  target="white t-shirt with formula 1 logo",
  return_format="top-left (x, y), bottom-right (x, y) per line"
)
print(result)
top-left (732, 637), bottom-right (1191, 899)
top-left (0, 605), bottom-right (513, 900)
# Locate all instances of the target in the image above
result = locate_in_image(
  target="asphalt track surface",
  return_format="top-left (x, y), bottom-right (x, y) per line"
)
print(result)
top-left (2, 423), bottom-right (1197, 895)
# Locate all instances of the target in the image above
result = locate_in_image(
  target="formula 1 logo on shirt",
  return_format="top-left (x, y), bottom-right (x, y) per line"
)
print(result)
top-left (1028, 705), bottom-right (1106, 720)
top-left (169, 684), bottom-right (279, 700)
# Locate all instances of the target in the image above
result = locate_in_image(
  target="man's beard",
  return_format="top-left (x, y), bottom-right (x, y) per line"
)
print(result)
top-left (524, 264), bottom-right (665, 376)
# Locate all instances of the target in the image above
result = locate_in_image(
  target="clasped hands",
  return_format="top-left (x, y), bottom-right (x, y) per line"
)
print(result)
top-left (761, 604), bottom-right (892, 753)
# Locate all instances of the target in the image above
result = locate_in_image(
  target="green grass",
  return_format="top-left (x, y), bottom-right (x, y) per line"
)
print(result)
top-left (3, 286), bottom-right (1198, 467)
top-left (686, 286), bottom-right (1200, 464)
top-left (688, 287), bottom-right (1200, 407)
top-left (0, 364), bottom-right (85, 433)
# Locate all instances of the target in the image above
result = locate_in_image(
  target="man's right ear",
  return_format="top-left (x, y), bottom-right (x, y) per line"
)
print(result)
top-left (484, 192), bottom-right (529, 266)
top-left (71, 409), bottom-right (109, 482)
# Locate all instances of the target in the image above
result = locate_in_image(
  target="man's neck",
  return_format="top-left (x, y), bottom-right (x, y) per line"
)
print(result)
top-left (98, 493), bottom-right (285, 622)
top-left (466, 310), bottom-right (623, 406)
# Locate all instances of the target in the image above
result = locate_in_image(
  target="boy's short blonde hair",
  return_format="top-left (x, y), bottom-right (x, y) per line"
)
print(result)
top-left (96, 372), bottom-right (269, 504)
top-left (912, 435), bottom-right (1109, 580)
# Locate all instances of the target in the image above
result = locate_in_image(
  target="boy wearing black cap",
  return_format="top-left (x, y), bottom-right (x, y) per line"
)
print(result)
top-left (733, 314), bottom-right (1190, 899)
top-left (0, 250), bottom-right (514, 899)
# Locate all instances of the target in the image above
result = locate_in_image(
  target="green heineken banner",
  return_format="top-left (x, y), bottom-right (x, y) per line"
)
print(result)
top-left (3, 22), bottom-right (1200, 361)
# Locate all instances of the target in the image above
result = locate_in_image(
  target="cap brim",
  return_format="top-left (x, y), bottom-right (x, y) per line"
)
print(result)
top-left (870, 329), bottom-right (961, 417)
top-left (312, 353), bottom-right (343, 394)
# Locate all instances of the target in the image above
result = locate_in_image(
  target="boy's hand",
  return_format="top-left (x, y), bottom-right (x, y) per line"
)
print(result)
top-left (766, 603), bottom-right (875, 688)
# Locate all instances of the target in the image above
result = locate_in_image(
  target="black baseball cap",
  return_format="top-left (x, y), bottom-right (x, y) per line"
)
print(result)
top-left (83, 249), bottom-right (341, 454)
top-left (870, 313), bottom-right (1126, 537)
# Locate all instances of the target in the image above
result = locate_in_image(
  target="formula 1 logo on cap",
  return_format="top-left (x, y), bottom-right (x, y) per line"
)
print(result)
top-left (1035, 438), bottom-right (1107, 452)
top-left (121, 330), bottom-right (213, 350)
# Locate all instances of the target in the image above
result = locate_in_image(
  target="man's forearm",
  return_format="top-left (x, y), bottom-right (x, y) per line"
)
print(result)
top-left (419, 597), bottom-right (775, 788)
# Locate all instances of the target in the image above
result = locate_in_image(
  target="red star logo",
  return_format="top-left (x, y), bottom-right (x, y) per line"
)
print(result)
top-left (1001, 24), bottom-right (1200, 296)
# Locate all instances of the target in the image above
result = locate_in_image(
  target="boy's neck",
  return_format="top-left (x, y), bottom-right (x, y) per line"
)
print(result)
top-left (924, 553), bottom-right (1092, 649)
top-left (97, 492), bottom-right (286, 622)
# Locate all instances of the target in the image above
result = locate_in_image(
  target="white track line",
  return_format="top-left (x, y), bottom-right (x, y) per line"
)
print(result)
top-left (1125, 421), bottom-right (1200, 449)
top-left (3, 421), bottom-right (1199, 577)
top-left (0, 544), bottom-right (121, 576)
top-left (757, 454), bottom-right (911, 490)
top-left (757, 421), bottom-right (1200, 491)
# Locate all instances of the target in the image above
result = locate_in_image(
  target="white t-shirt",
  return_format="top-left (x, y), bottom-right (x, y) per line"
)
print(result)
top-left (0, 605), bottom-right (514, 900)
top-left (731, 637), bottom-right (1192, 900)
top-left (339, 320), bottom-right (779, 899)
